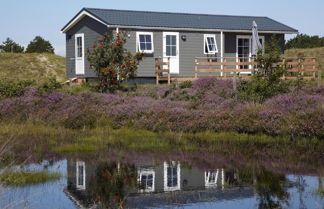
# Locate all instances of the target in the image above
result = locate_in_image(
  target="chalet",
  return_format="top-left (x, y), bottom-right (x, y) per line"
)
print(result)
top-left (61, 8), bottom-right (298, 83)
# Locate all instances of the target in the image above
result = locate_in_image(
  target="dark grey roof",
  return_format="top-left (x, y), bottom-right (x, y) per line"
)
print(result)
top-left (62, 8), bottom-right (298, 33)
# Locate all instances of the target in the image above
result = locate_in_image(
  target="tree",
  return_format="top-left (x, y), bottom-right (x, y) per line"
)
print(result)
top-left (87, 32), bottom-right (144, 92)
top-left (239, 35), bottom-right (289, 102)
top-left (0, 38), bottom-right (24, 53)
top-left (25, 36), bottom-right (54, 53)
top-left (285, 34), bottom-right (324, 49)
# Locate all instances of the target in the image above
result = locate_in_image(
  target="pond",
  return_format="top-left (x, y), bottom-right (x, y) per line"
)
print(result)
top-left (1, 156), bottom-right (323, 209)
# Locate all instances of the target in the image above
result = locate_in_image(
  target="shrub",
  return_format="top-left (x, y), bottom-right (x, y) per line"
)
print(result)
top-left (38, 78), bottom-right (62, 93)
top-left (0, 80), bottom-right (34, 98)
top-left (238, 36), bottom-right (290, 102)
top-left (179, 80), bottom-right (192, 89)
top-left (87, 32), bottom-right (144, 93)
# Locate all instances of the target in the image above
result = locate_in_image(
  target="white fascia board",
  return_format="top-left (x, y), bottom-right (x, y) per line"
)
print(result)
top-left (61, 11), bottom-right (108, 33)
top-left (107, 24), bottom-right (298, 34)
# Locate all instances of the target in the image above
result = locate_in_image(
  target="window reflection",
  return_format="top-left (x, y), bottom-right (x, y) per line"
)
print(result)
top-left (164, 161), bottom-right (180, 191)
top-left (76, 161), bottom-right (86, 190)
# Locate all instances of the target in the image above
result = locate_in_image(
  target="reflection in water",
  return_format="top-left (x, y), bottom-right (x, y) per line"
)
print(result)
top-left (164, 161), bottom-right (180, 191)
top-left (65, 159), bottom-right (301, 209)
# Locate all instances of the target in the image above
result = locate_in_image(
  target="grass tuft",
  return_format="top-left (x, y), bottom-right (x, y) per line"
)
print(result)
top-left (0, 170), bottom-right (61, 186)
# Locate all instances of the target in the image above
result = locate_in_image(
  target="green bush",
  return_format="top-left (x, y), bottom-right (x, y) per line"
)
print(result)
top-left (38, 78), bottom-right (62, 93)
top-left (238, 36), bottom-right (291, 102)
top-left (0, 80), bottom-right (34, 98)
top-left (179, 80), bottom-right (192, 89)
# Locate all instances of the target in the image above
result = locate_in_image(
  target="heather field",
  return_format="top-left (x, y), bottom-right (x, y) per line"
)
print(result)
top-left (0, 77), bottom-right (323, 139)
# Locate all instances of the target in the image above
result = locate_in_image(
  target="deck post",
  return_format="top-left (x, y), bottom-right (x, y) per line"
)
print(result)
top-left (317, 58), bottom-right (322, 87)
top-left (313, 58), bottom-right (316, 79)
top-left (208, 57), bottom-right (212, 77)
top-left (195, 58), bottom-right (198, 79)
top-left (168, 57), bottom-right (171, 85)
top-left (282, 58), bottom-right (286, 80)
top-left (155, 58), bottom-right (159, 85)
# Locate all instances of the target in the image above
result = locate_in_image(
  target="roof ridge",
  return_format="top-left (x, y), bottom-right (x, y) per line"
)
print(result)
top-left (84, 7), bottom-right (269, 19)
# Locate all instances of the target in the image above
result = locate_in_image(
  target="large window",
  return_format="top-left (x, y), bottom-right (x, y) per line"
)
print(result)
top-left (205, 169), bottom-right (219, 187)
top-left (76, 161), bottom-right (86, 190)
top-left (138, 169), bottom-right (155, 192)
top-left (164, 161), bottom-right (180, 191)
top-left (204, 34), bottom-right (218, 54)
top-left (136, 32), bottom-right (154, 53)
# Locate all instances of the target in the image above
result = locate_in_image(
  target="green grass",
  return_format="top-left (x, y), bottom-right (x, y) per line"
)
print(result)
top-left (0, 170), bottom-right (61, 186)
top-left (53, 144), bottom-right (98, 154)
top-left (0, 53), bottom-right (66, 84)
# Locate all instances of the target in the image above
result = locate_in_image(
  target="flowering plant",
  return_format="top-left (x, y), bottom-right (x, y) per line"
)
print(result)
top-left (87, 32), bottom-right (144, 92)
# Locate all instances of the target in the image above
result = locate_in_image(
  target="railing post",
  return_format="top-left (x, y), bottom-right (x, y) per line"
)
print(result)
top-left (313, 58), bottom-right (316, 79)
top-left (208, 57), bottom-right (212, 77)
top-left (233, 58), bottom-right (237, 91)
top-left (224, 58), bottom-right (227, 78)
top-left (316, 58), bottom-right (321, 87)
top-left (282, 58), bottom-right (286, 80)
top-left (155, 58), bottom-right (159, 85)
top-left (221, 57), bottom-right (224, 77)
top-left (195, 58), bottom-right (198, 79)
top-left (168, 57), bottom-right (171, 85)
top-left (300, 58), bottom-right (304, 77)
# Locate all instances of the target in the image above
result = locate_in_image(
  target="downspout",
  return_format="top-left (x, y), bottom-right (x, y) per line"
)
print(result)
top-left (220, 31), bottom-right (224, 77)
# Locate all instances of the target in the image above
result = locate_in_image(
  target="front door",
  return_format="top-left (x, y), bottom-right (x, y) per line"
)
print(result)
top-left (75, 33), bottom-right (85, 75)
top-left (163, 32), bottom-right (179, 74)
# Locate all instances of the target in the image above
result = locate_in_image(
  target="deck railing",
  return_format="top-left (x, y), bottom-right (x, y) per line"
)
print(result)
top-left (155, 57), bottom-right (170, 84)
top-left (153, 56), bottom-right (321, 87)
top-left (278, 57), bottom-right (320, 85)
top-left (194, 57), bottom-right (257, 78)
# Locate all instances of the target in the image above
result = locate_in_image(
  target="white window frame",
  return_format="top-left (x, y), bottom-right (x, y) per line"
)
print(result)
top-left (138, 168), bottom-right (155, 193)
top-left (204, 34), bottom-right (218, 54)
top-left (136, 32), bottom-right (154, 53)
top-left (76, 161), bottom-right (86, 190)
top-left (75, 33), bottom-right (84, 58)
top-left (236, 35), bottom-right (265, 73)
top-left (163, 161), bottom-right (180, 192)
top-left (205, 169), bottom-right (219, 188)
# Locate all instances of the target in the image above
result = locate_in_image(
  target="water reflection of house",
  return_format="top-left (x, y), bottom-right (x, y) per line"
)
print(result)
top-left (65, 159), bottom-right (253, 208)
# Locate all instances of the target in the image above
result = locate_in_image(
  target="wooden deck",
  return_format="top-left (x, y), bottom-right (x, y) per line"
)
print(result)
top-left (155, 56), bottom-right (321, 87)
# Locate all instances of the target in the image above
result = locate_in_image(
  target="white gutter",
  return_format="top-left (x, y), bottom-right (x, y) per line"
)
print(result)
top-left (107, 24), bottom-right (298, 34)
top-left (61, 11), bottom-right (109, 33)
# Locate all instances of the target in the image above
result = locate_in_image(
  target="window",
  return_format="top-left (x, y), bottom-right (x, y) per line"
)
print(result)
top-left (205, 169), bottom-right (219, 187)
top-left (237, 35), bottom-right (265, 70)
top-left (138, 169), bottom-right (155, 192)
top-left (75, 34), bottom-right (84, 58)
top-left (204, 34), bottom-right (218, 54)
top-left (166, 35), bottom-right (177, 56)
top-left (164, 161), bottom-right (180, 191)
top-left (76, 161), bottom-right (86, 190)
top-left (136, 32), bottom-right (154, 53)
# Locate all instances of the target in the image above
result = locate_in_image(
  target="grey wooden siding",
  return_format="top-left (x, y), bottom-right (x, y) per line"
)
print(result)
top-left (64, 17), bottom-right (285, 79)
top-left (65, 16), bottom-right (109, 78)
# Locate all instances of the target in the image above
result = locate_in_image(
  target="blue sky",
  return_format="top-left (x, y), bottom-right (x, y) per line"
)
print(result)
top-left (1, 0), bottom-right (323, 56)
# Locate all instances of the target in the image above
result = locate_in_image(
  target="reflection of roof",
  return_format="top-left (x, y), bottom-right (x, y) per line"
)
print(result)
top-left (64, 188), bottom-right (92, 209)
top-left (126, 187), bottom-right (254, 208)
